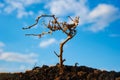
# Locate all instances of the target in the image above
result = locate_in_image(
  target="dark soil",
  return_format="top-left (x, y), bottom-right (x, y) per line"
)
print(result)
top-left (0, 64), bottom-right (120, 80)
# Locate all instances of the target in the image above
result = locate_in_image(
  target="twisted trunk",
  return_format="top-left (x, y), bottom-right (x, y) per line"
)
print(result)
top-left (59, 35), bottom-right (72, 73)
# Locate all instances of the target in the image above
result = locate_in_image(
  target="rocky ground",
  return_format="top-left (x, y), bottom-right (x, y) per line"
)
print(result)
top-left (0, 64), bottom-right (120, 80)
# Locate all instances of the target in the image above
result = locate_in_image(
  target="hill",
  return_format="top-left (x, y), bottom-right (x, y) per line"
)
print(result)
top-left (0, 65), bottom-right (120, 80)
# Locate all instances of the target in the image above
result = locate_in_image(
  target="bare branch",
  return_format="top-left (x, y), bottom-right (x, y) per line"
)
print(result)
top-left (22, 14), bottom-right (55, 30)
top-left (68, 16), bottom-right (74, 21)
top-left (25, 34), bottom-right (42, 38)
top-left (25, 30), bottom-right (52, 38)
top-left (54, 51), bottom-right (60, 57)
top-left (75, 62), bottom-right (79, 67)
top-left (62, 59), bottom-right (66, 63)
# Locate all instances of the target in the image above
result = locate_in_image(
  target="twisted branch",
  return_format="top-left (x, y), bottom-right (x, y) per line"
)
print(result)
top-left (25, 30), bottom-right (52, 38)
top-left (22, 14), bottom-right (55, 30)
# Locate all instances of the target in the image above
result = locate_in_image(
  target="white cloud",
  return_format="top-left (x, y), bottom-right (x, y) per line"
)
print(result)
top-left (39, 38), bottom-right (57, 48)
top-left (86, 4), bottom-right (120, 32)
top-left (17, 10), bottom-right (34, 18)
top-left (89, 4), bottom-right (115, 19)
top-left (46, 0), bottom-right (120, 32)
top-left (0, 41), bottom-right (38, 72)
top-left (46, 0), bottom-right (88, 17)
top-left (2, 0), bottom-right (41, 18)
top-left (0, 52), bottom-right (38, 64)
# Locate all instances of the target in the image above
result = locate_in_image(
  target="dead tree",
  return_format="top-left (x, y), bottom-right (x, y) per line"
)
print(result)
top-left (22, 14), bottom-right (79, 73)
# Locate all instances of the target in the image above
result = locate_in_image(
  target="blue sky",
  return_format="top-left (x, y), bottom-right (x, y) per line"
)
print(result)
top-left (0, 0), bottom-right (120, 72)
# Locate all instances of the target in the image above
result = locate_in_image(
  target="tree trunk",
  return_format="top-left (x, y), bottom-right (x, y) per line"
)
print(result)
top-left (59, 35), bottom-right (72, 73)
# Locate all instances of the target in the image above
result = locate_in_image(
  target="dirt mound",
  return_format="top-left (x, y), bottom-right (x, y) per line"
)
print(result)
top-left (0, 65), bottom-right (120, 80)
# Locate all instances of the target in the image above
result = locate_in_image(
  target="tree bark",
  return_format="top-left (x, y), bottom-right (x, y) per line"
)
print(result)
top-left (59, 35), bottom-right (72, 73)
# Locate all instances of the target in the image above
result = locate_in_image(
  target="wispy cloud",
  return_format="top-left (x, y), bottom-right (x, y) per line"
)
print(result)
top-left (46, 0), bottom-right (88, 17)
top-left (0, 52), bottom-right (38, 64)
top-left (0, 65), bottom-right (31, 72)
top-left (46, 0), bottom-right (120, 32)
top-left (109, 34), bottom-right (120, 37)
top-left (19, 65), bottom-right (27, 71)
top-left (1, 0), bottom-right (41, 18)
top-left (86, 4), bottom-right (120, 32)
top-left (39, 38), bottom-right (57, 48)
top-left (0, 67), bottom-right (7, 72)
top-left (17, 10), bottom-right (34, 18)
top-left (0, 42), bottom-right (5, 47)
top-left (0, 2), bottom-right (4, 7)
top-left (0, 42), bottom-right (38, 64)
top-left (0, 42), bottom-right (5, 52)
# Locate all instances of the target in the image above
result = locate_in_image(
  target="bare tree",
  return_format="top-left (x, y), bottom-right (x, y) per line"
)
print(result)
top-left (22, 14), bottom-right (79, 73)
